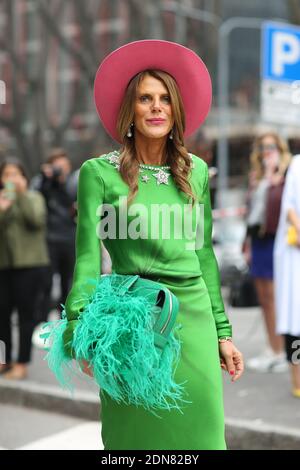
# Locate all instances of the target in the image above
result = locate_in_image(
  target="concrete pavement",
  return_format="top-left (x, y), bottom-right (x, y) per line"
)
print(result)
top-left (0, 403), bottom-right (102, 450)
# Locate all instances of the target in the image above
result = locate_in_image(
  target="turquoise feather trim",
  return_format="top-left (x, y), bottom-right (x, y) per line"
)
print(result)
top-left (41, 274), bottom-right (189, 413)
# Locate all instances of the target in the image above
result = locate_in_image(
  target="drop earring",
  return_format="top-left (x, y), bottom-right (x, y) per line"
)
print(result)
top-left (127, 123), bottom-right (133, 138)
top-left (169, 128), bottom-right (174, 140)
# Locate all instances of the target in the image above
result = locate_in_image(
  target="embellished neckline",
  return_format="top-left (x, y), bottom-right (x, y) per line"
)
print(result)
top-left (139, 162), bottom-right (171, 170)
top-left (105, 150), bottom-right (170, 169)
top-left (103, 150), bottom-right (194, 186)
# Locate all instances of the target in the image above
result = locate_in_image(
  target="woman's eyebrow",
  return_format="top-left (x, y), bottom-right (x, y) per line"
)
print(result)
top-left (137, 92), bottom-right (170, 96)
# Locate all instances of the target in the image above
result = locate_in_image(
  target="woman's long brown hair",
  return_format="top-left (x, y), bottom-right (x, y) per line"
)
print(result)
top-left (116, 70), bottom-right (197, 206)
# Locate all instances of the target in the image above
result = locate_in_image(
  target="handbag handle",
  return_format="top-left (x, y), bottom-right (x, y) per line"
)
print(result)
top-left (117, 274), bottom-right (140, 295)
top-left (100, 273), bottom-right (179, 350)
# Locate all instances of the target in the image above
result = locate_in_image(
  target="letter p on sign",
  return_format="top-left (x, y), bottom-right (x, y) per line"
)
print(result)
top-left (273, 32), bottom-right (300, 76)
top-left (262, 23), bottom-right (300, 83)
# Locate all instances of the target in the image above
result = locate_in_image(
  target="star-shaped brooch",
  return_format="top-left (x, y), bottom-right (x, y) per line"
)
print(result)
top-left (141, 175), bottom-right (150, 183)
top-left (152, 169), bottom-right (170, 185)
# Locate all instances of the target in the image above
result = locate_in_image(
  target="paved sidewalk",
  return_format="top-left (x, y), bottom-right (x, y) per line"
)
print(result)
top-left (0, 403), bottom-right (102, 450)
top-left (223, 301), bottom-right (300, 449)
top-left (223, 302), bottom-right (300, 430)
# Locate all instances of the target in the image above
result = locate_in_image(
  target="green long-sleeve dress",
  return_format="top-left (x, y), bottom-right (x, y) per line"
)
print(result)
top-left (62, 149), bottom-right (232, 450)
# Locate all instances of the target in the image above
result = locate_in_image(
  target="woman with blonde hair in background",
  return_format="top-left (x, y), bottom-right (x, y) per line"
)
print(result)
top-left (244, 132), bottom-right (291, 372)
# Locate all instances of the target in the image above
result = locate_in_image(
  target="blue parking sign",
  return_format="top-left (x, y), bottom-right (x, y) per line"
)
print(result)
top-left (262, 22), bottom-right (300, 82)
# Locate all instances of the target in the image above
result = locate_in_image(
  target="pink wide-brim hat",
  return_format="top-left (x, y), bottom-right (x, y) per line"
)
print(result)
top-left (94, 40), bottom-right (212, 143)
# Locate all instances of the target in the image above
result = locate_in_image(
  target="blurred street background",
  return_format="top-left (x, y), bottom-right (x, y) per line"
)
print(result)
top-left (1, 0), bottom-right (300, 450)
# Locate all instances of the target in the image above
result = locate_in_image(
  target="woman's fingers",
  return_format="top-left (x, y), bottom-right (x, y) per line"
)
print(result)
top-left (231, 352), bottom-right (244, 382)
top-left (79, 359), bottom-right (94, 377)
top-left (220, 357), bottom-right (235, 377)
top-left (219, 343), bottom-right (244, 382)
top-left (83, 366), bottom-right (93, 377)
top-left (223, 355), bottom-right (235, 377)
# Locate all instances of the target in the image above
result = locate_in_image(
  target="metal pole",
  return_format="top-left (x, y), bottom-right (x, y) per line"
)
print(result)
top-left (162, 1), bottom-right (221, 26)
top-left (217, 24), bottom-right (229, 193)
top-left (147, 0), bottom-right (163, 39)
top-left (174, 1), bottom-right (187, 44)
top-left (217, 18), bottom-right (263, 198)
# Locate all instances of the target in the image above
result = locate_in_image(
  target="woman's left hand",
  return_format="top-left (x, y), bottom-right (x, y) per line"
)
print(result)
top-left (219, 341), bottom-right (244, 382)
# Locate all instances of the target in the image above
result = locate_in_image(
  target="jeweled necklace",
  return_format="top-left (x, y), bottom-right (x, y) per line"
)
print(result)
top-left (104, 150), bottom-right (193, 186)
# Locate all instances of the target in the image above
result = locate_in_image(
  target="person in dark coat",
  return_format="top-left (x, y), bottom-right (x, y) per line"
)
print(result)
top-left (31, 148), bottom-right (78, 324)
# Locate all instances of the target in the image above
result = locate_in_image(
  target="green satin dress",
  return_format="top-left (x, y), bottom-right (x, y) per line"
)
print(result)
top-left (62, 150), bottom-right (232, 450)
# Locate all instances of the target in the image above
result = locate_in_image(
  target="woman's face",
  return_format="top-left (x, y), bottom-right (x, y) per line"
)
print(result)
top-left (133, 75), bottom-right (174, 141)
top-left (259, 135), bottom-right (280, 170)
top-left (1, 164), bottom-right (27, 188)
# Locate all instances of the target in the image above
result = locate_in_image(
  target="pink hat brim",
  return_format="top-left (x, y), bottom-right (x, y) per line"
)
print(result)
top-left (94, 40), bottom-right (212, 143)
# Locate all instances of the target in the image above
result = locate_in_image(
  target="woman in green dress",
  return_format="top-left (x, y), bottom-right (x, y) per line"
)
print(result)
top-left (58, 40), bottom-right (244, 450)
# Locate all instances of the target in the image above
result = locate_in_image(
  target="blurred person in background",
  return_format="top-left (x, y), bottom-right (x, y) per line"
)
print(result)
top-left (243, 132), bottom-right (291, 372)
top-left (274, 154), bottom-right (300, 398)
top-left (31, 148), bottom-right (78, 345)
top-left (188, 131), bottom-right (217, 208)
top-left (0, 157), bottom-right (49, 379)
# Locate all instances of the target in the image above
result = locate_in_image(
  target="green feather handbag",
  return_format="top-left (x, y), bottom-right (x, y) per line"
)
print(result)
top-left (104, 273), bottom-right (179, 349)
top-left (41, 273), bottom-right (188, 413)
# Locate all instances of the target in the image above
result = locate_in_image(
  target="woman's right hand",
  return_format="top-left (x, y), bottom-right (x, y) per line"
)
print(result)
top-left (79, 359), bottom-right (94, 378)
